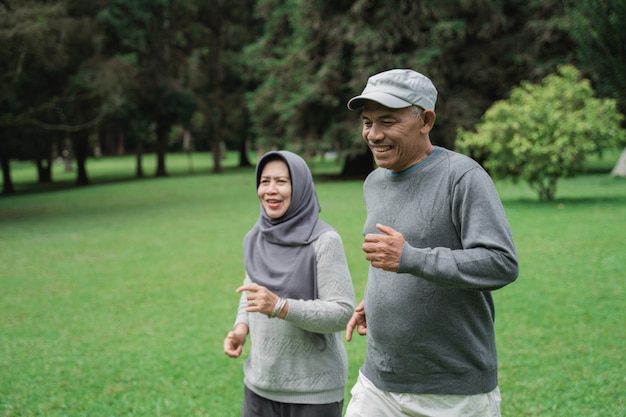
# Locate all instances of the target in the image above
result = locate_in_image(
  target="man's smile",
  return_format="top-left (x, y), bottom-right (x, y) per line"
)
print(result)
top-left (372, 145), bottom-right (393, 153)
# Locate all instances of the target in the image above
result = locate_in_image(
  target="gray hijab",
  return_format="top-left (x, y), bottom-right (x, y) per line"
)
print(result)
top-left (242, 151), bottom-right (332, 349)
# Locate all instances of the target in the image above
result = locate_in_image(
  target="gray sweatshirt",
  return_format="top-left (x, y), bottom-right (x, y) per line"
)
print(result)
top-left (361, 147), bottom-right (518, 395)
top-left (234, 230), bottom-right (356, 404)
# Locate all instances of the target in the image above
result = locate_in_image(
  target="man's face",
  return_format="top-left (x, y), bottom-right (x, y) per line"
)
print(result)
top-left (361, 102), bottom-right (423, 173)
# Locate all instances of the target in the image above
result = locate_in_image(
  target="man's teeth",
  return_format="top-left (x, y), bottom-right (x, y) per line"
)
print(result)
top-left (374, 146), bottom-right (391, 152)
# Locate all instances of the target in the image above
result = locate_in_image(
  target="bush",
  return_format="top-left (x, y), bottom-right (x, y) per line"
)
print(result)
top-left (457, 65), bottom-right (626, 201)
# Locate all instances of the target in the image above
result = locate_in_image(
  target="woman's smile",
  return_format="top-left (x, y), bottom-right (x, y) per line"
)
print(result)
top-left (258, 159), bottom-right (292, 219)
top-left (265, 198), bottom-right (283, 210)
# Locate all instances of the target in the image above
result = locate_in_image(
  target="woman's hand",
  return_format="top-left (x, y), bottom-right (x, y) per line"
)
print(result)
top-left (223, 323), bottom-right (248, 358)
top-left (237, 283), bottom-right (288, 318)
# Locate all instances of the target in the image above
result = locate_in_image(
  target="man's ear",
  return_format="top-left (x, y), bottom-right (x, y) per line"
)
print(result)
top-left (421, 110), bottom-right (436, 132)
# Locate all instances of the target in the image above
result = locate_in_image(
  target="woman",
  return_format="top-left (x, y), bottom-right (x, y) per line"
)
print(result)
top-left (223, 150), bottom-right (356, 417)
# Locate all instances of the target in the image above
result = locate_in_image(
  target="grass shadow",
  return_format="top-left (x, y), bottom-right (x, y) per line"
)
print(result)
top-left (503, 194), bottom-right (626, 207)
top-left (1, 165), bottom-right (257, 198)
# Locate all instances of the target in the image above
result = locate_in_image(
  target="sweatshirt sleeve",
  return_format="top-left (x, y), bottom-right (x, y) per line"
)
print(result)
top-left (398, 167), bottom-right (519, 290)
top-left (233, 277), bottom-right (251, 328)
top-left (285, 230), bottom-right (356, 333)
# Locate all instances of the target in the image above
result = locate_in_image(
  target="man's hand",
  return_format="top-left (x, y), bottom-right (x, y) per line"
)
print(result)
top-left (346, 300), bottom-right (367, 342)
top-left (362, 224), bottom-right (406, 272)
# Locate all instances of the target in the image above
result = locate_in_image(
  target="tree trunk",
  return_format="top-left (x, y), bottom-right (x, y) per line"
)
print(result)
top-left (117, 131), bottom-right (126, 155)
top-left (155, 122), bottom-right (168, 177)
top-left (212, 135), bottom-right (222, 173)
top-left (239, 139), bottom-right (252, 167)
top-left (1, 152), bottom-right (14, 195)
top-left (72, 133), bottom-right (90, 185)
top-left (36, 157), bottom-right (53, 183)
top-left (207, 14), bottom-right (224, 174)
top-left (63, 137), bottom-right (73, 173)
top-left (183, 128), bottom-right (194, 174)
top-left (136, 142), bottom-right (144, 178)
top-left (35, 136), bottom-right (54, 183)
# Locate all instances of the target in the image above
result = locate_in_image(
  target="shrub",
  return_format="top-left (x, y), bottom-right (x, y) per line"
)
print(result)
top-left (457, 65), bottom-right (626, 201)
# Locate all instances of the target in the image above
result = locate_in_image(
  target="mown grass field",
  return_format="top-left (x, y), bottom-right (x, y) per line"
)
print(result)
top-left (1, 151), bottom-right (625, 416)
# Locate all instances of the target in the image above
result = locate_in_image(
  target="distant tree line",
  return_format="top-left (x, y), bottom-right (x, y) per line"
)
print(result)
top-left (1, 0), bottom-right (624, 194)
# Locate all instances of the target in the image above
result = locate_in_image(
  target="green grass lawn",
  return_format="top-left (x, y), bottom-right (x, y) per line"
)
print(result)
top-left (1, 152), bottom-right (625, 416)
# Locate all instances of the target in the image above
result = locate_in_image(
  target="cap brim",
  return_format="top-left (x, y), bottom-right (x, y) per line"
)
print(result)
top-left (347, 92), bottom-right (412, 110)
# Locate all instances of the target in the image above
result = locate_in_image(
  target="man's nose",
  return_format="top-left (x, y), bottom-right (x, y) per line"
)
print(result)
top-left (366, 124), bottom-right (384, 142)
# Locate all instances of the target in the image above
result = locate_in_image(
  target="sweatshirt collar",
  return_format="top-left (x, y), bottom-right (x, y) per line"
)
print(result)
top-left (387, 146), bottom-right (439, 177)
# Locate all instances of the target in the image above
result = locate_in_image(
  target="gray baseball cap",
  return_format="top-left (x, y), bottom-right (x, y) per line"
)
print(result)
top-left (347, 69), bottom-right (438, 111)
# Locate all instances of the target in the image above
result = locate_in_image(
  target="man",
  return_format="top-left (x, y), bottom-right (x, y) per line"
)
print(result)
top-left (344, 69), bottom-right (519, 417)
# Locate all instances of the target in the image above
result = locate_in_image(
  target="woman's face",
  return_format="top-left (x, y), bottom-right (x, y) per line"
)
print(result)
top-left (258, 159), bottom-right (292, 219)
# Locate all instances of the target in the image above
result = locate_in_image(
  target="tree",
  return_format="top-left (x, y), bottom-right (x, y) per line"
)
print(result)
top-left (0, 0), bottom-right (581, 193)
top-left (567, 0), bottom-right (626, 177)
top-left (244, 0), bottom-right (357, 154)
top-left (188, 0), bottom-right (259, 172)
top-left (0, 0), bottom-right (114, 190)
top-left (457, 65), bottom-right (626, 201)
top-left (568, 0), bottom-right (626, 111)
top-left (245, 0), bottom-right (574, 178)
top-left (97, 0), bottom-right (198, 177)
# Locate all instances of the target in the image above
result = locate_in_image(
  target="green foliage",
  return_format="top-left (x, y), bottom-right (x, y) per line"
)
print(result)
top-left (457, 65), bottom-right (626, 201)
top-left (184, 0), bottom-right (259, 163)
top-left (0, 0), bottom-right (591, 187)
top-left (97, 0), bottom-right (207, 176)
top-left (244, 0), bottom-right (355, 154)
top-left (568, 0), bottom-right (626, 110)
top-left (0, 1), bottom-right (107, 129)
top-left (243, 0), bottom-right (574, 163)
